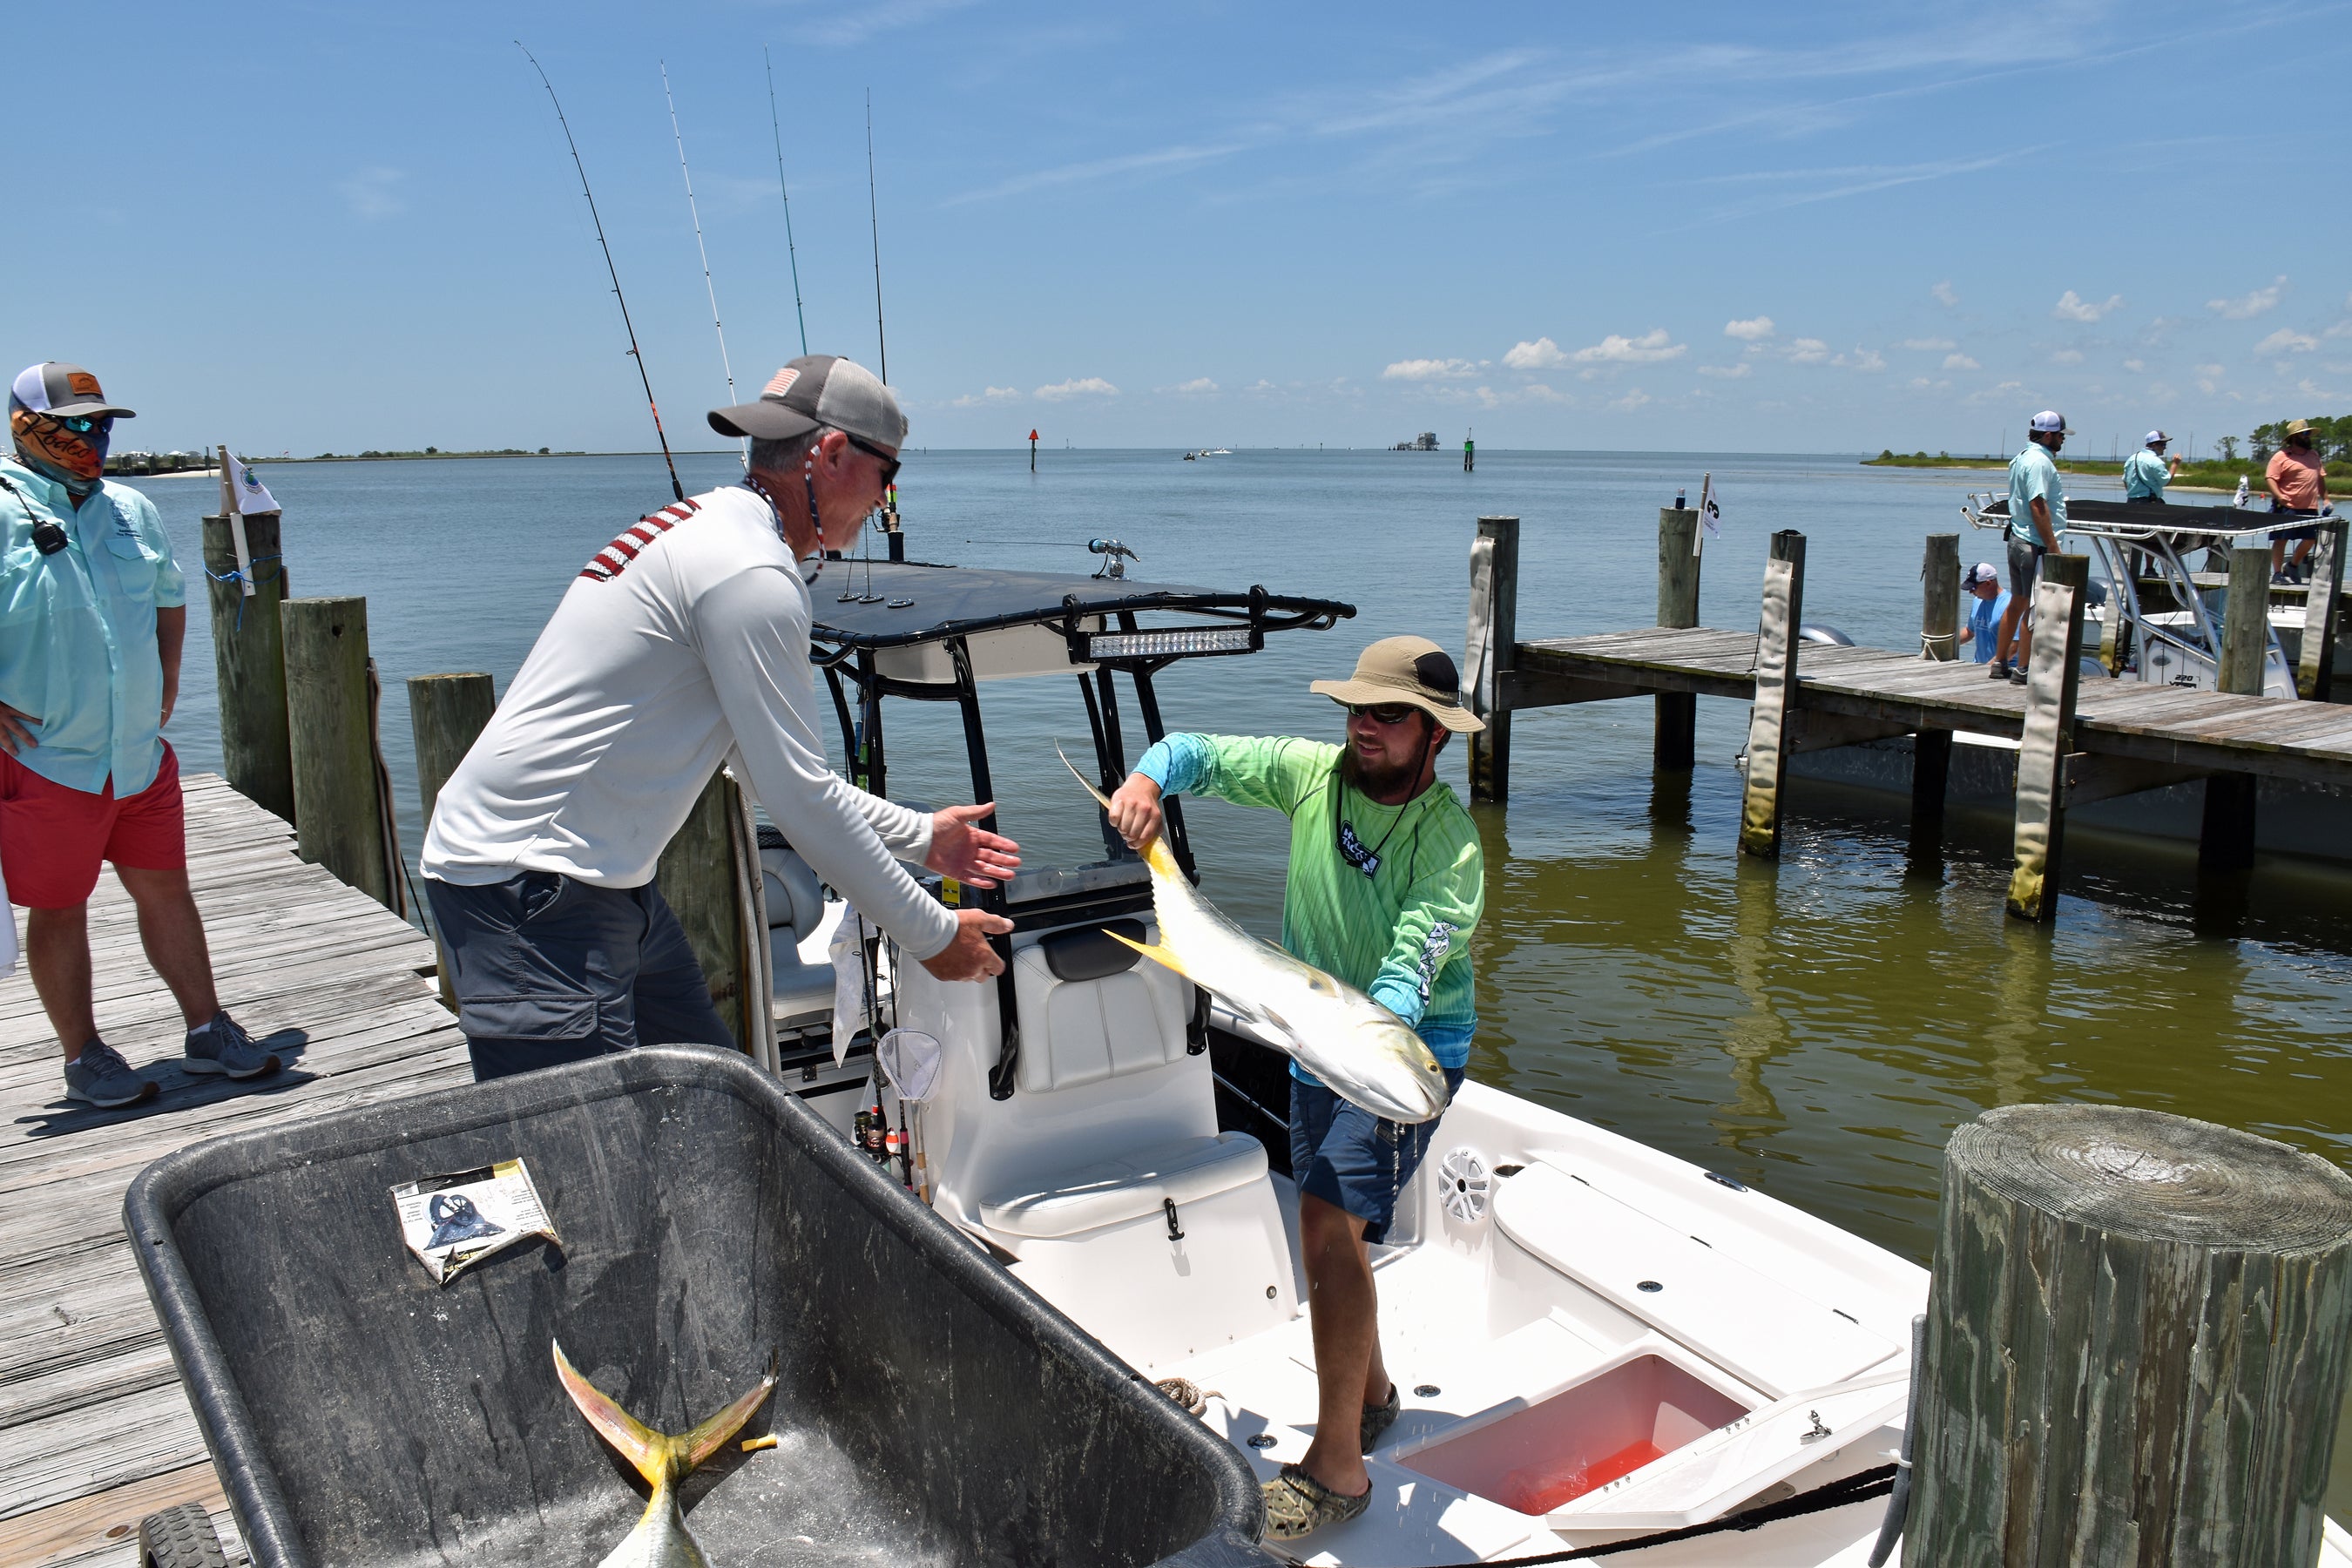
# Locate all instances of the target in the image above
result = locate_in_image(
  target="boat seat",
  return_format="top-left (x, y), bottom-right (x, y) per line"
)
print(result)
top-left (981, 1132), bottom-right (1267, 1239)
top-left (760, 845), bottom-right (834, 1015)
top-left (1494, 1162), bottom-right (1898, 1399)
top-left (1011, 921), bottom-right (1193, 1094)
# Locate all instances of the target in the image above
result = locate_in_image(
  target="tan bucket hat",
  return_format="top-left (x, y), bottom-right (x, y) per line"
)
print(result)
top-left (1310, 635), bottom-right (1485, 733)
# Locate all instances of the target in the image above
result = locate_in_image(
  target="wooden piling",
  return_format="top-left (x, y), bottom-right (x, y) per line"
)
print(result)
top-left (1920, 533), bottom-right (1960, 662)
top-left (282, 596), bottom-right (395, 909)
top-left (1466, 515), bottom-right (1520, 802)
top-left (657, 770), bottom-right (756, 1052)
top-left (2296, 520), bottom-right (2344, 702)
top-left (1653, 507), bottom-right (1700, 770)
top-left (406, 673), bottom-right (497, 828)
top-left (200, 511), bottom-right (294, 823)
top-left (2004, 554), bottom-right (2087, 923)
top-left (1737, 531), bottom-right (1806, 858)
top-left (1905, 1103), bottom-right (2352, 1566)
top-left (2199, 547), bottom-right (2270, 875)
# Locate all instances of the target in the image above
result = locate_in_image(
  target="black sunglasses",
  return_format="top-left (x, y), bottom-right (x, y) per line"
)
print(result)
top-left (1346, 702), bottom-right (1421, 725)
top-left (843, 433), bottom-right (902, 486)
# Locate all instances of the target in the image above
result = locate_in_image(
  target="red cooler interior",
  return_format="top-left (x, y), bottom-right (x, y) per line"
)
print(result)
top-left (1399, 1354), bottom-right (1748, 1515)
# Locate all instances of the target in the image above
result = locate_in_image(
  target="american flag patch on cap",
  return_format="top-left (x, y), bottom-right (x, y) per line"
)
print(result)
top-left (764, 367), bottom-right (801, 397)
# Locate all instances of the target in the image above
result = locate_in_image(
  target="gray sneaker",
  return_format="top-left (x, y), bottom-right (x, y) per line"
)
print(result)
top-left (64, 1041), bottom-right (158, 1108)
top-left (183, 1011), bottom-right (280, 1080)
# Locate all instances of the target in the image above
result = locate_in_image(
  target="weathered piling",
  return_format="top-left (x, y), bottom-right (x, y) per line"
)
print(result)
top-left (1905, 1104), bottom-right (2352, 1566)
top-left (407, 672), bottom-right (496, 826)
top-left (2295, 519), bottom-right (2344, 702)
top-left (282, 596), bottom-right (395, 909)
top-left (1653, 506), bottom-right (1700, 769)
top-left (2002, 554), bottom-right (2087, 923)
top-left (658, 770), bottom-right (757, 1052)
top-left (1736, 531), bottom-right (1806, 858)
top-left (1911, 535), bottom-right (1962, 848)
top-left (2199, 547), bottom-right (2270, 874)
top-left (200, 511), bottom-right (294, 823)
top-left (1465, 515), bottom-right (1519, 802)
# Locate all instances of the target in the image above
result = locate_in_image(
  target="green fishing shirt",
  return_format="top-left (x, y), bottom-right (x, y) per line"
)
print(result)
top-left (1135, 732), bottom-right (1484, 1070)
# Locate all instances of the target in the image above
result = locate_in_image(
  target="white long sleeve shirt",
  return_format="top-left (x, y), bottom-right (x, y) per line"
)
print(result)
top-left (421, 483), bottom-right (959, 961)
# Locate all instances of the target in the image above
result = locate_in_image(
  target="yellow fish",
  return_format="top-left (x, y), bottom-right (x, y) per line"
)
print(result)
top-left (553, 1340), bottom-right (776, 1568)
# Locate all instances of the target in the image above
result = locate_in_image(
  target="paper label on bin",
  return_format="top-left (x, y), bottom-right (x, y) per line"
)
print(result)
top-left (391, 1158), bottom-right (559, 1285)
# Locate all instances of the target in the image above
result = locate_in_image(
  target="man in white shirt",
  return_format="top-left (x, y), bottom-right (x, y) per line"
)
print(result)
top-left (422, 355), bottom-right (1016, 1079)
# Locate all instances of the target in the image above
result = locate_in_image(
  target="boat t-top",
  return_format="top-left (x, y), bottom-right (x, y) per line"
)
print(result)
top-left (752, 542), bottom-right (2347, 1564)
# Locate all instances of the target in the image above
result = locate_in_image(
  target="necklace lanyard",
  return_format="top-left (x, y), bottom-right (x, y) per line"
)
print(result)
top-left (1336, 781), bottom-right (1409, 879)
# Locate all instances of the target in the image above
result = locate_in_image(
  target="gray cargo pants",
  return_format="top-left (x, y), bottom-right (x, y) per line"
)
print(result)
top-left (423, 870), bottom-right (734, 1081)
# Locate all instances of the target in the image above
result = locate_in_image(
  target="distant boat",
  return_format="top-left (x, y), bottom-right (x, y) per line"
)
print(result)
top-left (1206, 447), bottom-right (1231, 456)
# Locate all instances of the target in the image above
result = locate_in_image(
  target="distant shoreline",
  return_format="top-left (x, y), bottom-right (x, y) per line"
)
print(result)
top-left (1865, 449), bottom-right (2346, 497)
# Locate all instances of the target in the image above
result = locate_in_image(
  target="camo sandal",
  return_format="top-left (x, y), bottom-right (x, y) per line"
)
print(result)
top-left (1262, 1463), bottom-right (1370, 1540)
top-left (1360, 1382), bottom-right (1401, 1452)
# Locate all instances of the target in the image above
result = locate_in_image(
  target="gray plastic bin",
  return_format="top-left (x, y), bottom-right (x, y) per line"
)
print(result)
top-left (125, 1044), bottom-right (1264, 1567)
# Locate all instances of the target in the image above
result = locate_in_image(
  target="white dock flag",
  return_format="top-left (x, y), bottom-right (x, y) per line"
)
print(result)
top-left (226, 452), bottom-right (280, 516)
top-left (1698, 472), bottom-right (1722, 550)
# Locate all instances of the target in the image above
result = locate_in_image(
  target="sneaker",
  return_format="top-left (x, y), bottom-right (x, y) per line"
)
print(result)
top-left (182, 1010), bottom-right (281, 1080)
top-left (64, 1041), bottom-right (158, 1108)
top-left (1360, 1381), bottom-right (1402, 1453)
top-left (2007, 665), bottom-right (2030, 686)
top-left (1987, 659), bottom-right (2011, 680)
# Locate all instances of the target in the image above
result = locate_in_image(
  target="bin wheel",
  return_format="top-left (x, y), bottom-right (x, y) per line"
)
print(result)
top-left (138, 1503), bottom-right (226, 1568)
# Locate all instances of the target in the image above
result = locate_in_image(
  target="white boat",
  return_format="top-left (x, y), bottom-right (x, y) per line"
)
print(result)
top-left (754, 553), bottom-right (2352, 1564)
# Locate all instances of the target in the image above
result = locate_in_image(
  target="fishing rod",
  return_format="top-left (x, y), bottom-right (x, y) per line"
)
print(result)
top-left (866, 89), bottom-right (889, 385)
top-left (661, 59), bottom-right (736, 412)
top-left (517, 41), bottom-right (684, 503)
top-left (765, 47), bottom-right (809, 356)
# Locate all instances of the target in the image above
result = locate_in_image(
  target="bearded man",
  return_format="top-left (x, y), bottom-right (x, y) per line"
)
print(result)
top-left (1103, 634), bottom-right (1486, 1541)
top-left (0, 362), bottom-right (280, 1108)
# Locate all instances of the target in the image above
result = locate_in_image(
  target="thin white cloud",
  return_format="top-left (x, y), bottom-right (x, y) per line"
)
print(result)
top-left (1897, 337), bottom-right (1956, 351)
top-left (1724, 316), bottom-right (1775, 341)
top-left (2254, 328), bottom-right (2318, 355)
top-left (1572, 328), bottom-right (1686, 364)
top-left (2123, 358), bottom-right (2147, 373)
top-left (1932, 280), bottom-right (1960, 307)
top-left (1383, 357), bottom-right (1484, 381)
top-left (2050, 349), bottom-right (2084, 365)
top-left (1698, 362), bottom-right (1752, 379)
top-left (1787, 338), bottom-right (1829, 364)
top-left (1163, 377), bottom-right (1220, 395)
top-left (2053, 291), bottom-right (2123, 322)
top-left (808, 0), bottom-right (979, 47)
top-left (339, 167), bottom-right (405, 220)
top-left (2195, 363), bottom-right (2226, 394)
top-left (1835, 347), bottom-right (1887, 372)
top-left (1610, 389), bottom-right (1653, 412)
top-left (1520, 382), bottom-right (1568, 402)
top-left (1503, 337), bottom-right (1566, 370)
top-left (950, 386), bottom-right (1022, 408)
top-left (2208, 276), bottom-right (2286, 320)
top-left (1033, 377), bottom-right (1119, 401)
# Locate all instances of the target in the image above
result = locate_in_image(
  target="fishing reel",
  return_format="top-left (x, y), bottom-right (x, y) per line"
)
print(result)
top-left (1089, 537), bottom-right (1138, 580)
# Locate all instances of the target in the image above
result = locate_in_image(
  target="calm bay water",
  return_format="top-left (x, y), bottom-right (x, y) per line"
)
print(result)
top-left (125, 449), bottom-right (2352, 1502)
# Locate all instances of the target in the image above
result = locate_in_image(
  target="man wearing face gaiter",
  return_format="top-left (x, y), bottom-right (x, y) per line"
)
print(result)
top-left (0, 362), bottom-right (279, 1109)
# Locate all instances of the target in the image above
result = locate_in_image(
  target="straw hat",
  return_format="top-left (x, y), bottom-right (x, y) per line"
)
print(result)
top-left (1311, 636), bottom-right (1485, 733)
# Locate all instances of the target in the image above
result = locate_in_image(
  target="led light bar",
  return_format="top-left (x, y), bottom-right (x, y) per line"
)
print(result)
top-left (1086, 625), bottom-right (1254, 659)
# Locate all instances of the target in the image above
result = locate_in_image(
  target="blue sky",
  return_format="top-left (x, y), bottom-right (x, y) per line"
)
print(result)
top-left (14, 1), bottom-right (2347, 456)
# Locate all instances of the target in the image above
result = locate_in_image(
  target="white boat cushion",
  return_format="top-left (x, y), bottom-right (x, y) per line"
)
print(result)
top-left (760, 846), bottom-right (825, 935)
top-left (1494, 1162), bottom-right (1897, 1399)
top-left (1012, 936), bottom-right (1192, 1094)
top-left (768, 929), bottom-right (835, 1015)
top-left (980, 1132), bottom-right (1267, 1240)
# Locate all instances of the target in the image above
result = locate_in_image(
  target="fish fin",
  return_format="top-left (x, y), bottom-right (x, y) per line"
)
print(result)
top-left (1059, 741), bottom-right (1181, 877)
top-left (680, 1354), bottom-right (781, 1473)
top-left (553, 1341), bottom-right (671, 1488)
top-left (1102, 927), bottom-right (1194, 982)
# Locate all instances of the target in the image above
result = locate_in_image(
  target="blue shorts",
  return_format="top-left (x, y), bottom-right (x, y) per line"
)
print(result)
top-left (424, 871), bottom-right (734, 1081)
top-left (1290, 1067), bottom-right (1466, 1245)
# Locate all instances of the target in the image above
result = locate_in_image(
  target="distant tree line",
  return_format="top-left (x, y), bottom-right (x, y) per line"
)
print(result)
top-left (2218, 416), bottom-right (2349, 463)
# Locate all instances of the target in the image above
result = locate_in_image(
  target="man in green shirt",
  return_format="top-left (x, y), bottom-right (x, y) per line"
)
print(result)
top-left (1105, 635), bottom-right (1485, 1539)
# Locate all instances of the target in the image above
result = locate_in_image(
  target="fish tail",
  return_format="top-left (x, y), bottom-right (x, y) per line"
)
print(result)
top-left (681, 1353), bottom-right (781, 1470)
top-left (1060, 740), bottom-right (1182, 876)
top-left (554, 1342), bottom-right (777, 1485)
top-left (1102, 927), bottom-right (1195, 981)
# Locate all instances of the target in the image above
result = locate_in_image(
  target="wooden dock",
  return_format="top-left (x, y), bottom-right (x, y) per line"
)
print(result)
top-left (0, 774), bottom-right (463, 1568)
top-left (1465, 512), bottom-right (2352, 923)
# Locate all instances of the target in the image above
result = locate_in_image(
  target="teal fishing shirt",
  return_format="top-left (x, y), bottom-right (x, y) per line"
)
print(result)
top-left (2007, 443), bottom-right (2066, 544)
top-left (0, 459), bottom-right (186, 795)
top-left (2123, 449), bottom-right (2171, 500)
top-left (1136, 732), bottom-right (1484, 1077)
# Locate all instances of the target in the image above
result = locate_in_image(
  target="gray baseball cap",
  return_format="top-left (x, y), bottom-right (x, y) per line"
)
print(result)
top-left (10, 362), bottom-right (136, 420)
top-left (708, 355), bottom-right (905, 449)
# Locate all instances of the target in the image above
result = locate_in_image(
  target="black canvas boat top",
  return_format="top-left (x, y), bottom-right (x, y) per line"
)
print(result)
top-left (807, 558), bottom-right (1353, 650)
top-left (1971, 493), bottom-right (2328, 536)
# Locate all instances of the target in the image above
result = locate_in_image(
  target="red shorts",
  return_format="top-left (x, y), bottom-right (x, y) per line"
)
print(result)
top-left (0, 742), bottom-right (187, 909)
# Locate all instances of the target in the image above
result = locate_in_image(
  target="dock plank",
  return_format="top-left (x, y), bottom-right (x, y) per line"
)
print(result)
top-left (0, 774), bottom-right (463, 1565)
